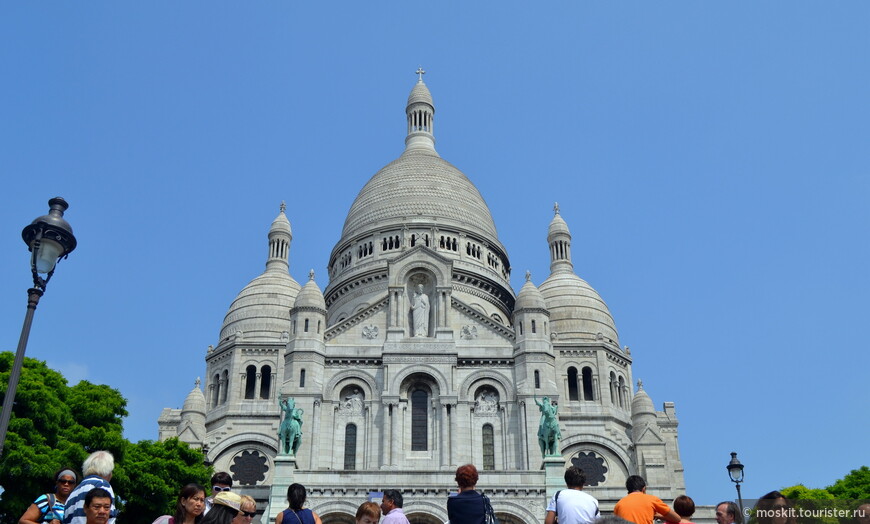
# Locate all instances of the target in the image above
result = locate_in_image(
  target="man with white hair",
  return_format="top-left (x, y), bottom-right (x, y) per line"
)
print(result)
top-left (63, 451), bottom-right (117, 524)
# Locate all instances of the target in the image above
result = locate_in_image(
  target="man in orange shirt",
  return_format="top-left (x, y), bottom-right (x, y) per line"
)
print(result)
top-left (614, 476), bottom-right (681, 524)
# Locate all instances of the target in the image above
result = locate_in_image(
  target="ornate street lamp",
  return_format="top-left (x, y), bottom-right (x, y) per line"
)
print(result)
top-left (727, 451), bottom-right (745, 517)
top-left (0, 197), bottom-right (77, 458)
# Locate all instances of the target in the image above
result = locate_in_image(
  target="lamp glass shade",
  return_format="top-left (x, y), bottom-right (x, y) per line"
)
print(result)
top-left (34, 237), bottom-right (63, 274)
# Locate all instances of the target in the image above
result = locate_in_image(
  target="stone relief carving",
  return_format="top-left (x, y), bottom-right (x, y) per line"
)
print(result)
top-left (474, 389), bottom-right (499, 415)
top-left (362, 324), bottom-right (379, 339)
top-left (461, 325), bottom-right (478, 339)
top-left (339, 388), bottom-right (364, 415)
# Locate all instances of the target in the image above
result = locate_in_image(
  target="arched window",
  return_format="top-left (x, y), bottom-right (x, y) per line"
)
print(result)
top-left (567, 367), bottom-right (579, 401)
top-left (411, 388), bottom-right (429, 451)
top-left (220, 370), bottom-right (229, 404)
top-left (482, 424), bottom-right (495, 471)
top-left (344, 424), bottom-right (357, 470)
top-left (212, 373), bottom-right (220, 407)
top-left (519, 322), bottom-right (524, 335)
top-left (582, 367), bottom-right (595, 401)
top-left (610, 372), bottom-right (617, 404)
top-left (534, 370), bottom-right (541, 389)
top-left (260, 365), bottom-right (271, 399)
top-left (317, 320), bottom-right (321, 334)
top-left (300, 369), bottom-right (306, 388)
top-left (618, 376), bottom-right (626, 408)
top-left (245, 365), bottom-right (256, 399)
top-left (531, 320), bottom-right (537, 333)
top-left (304, 318), bottom-right (309, 332)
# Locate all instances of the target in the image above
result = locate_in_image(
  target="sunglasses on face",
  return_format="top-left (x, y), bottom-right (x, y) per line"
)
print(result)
top-left (212, 486), bottom-right (231, 493)
top-left (239, 511), bottom-right (256, 518)
top-left (57, 480), bottom-right (76, 485)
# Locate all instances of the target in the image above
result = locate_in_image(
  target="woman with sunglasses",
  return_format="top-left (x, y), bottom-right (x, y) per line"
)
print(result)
top-left (152, 484), bottom-right (207, 524)
top-left (18, 468), bottom-right (78, 524)
top-left (274, 483), bottom-right (322, 524)
top-left (232, 496), bottom-right (257, 524)
top-left (200, 492), bottom-right (245, 524)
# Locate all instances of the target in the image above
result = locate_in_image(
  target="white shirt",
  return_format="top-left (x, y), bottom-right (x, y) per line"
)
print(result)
top-left (546, 489), bottom-right (600, 524)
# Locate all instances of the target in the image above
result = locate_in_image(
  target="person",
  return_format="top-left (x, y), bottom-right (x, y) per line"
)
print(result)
top-left (715, 501), bottom-right (741, 524)
top-left (673, 495), bottom-right (696, 524)
top-left (380, 490), bottom-right (410, 524)
top-left (63, 451), bottom-right (117, 524)
top-left (447, 464), bottom-right (486, 524)
top-left (205, 473), bottom-right (233, 514)
top-left (354, 502), bottom-right (380, 524)
top-left (151, 484), bottom-right (207, 524)
top-left (19, 468), bottom-right (78, 524)
top-left (234, 496), bottom-right (256, 524)
top-left (855, 503), bottom-right (870, 524)
top-left (751, 491), bottom-right (794, 524)
top-left (82, 489), bottom-right (112, 524)
top-left (275, 483), bottom-right (322, 524)
top-left (411, 284), bottom-right (430, 337)
top-left (544, 466), bottom-right (599, 524)
top-left (613, 475), bottom-right (680, 524)
top-left (200, 492), bottom-right (244, 524)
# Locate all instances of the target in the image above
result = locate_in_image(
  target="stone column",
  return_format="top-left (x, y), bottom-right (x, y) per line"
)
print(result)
top-left (439, 401), bottom-right (449, 468)
top-left (519, 400), bottom-right (529, 470)
top-left (309, 399), bottom-right (321, 470)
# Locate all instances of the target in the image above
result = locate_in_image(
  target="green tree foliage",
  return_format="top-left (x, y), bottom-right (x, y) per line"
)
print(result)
top-left (113, 439), bottom-right (211, 524)
top-left (0, 353), bottom-right (211, 524)
top-left (826, 466), bottom-right (870, 500)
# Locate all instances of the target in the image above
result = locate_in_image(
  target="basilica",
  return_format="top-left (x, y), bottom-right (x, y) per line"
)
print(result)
top-left (158, 74), bottom-right (685, 524)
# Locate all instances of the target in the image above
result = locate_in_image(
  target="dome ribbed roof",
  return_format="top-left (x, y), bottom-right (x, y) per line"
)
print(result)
top-left (539, 271), bottom-right (618, 344)
top-left (270, 205), bottom-right (292, 236)
top-left (407, 80), bottom-right (434, 107)
top-left (182, 381), bottom-right (206, 415)
top-left (515, 277), bottom-right (546, 311)
top-left (219, 272), bottom-right (301, 342)
top-left (548, 212), bottom-right (570, 240)
top-left (631, 382), bottom-right (655, 417)
top-left (341, 148), bottom-right (499, 241)
top-left (294, 271), bottom-right (326, 310)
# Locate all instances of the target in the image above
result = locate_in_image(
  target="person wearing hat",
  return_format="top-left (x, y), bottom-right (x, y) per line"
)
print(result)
top-left (19, 468), bottom-right (78, 524)
top-left (200, 492), bottom-right (247, 524)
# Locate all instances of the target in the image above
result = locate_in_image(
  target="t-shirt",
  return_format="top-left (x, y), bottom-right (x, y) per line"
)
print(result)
top-left (546, 489), bottom-right (600, 524)
top-left (614, 492), bottom-right (672, 524)
top-left (63, 476), bottom-right (117, 524)
top-left (33, 494), bottom-right (66, 522)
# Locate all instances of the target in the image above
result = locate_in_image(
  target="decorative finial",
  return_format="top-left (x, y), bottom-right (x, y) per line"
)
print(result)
top-left (308, 269), bottom-right (315, 281)
top-left (416, 67), bottom-right (426, 82)
top-left (195, 377), bottom-right (201, 388)
top-left (280, 201), bottom-right (286, 213)
top-left (637, 379), bottom-right (643, 390)
top-left (525, 270), bottom-right (531, 282)
top-left (554, 202), bottom-right (560, 215)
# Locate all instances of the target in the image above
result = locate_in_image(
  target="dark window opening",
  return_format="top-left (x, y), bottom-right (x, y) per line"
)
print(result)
top-left (568, 367), bottom-right (579, 401)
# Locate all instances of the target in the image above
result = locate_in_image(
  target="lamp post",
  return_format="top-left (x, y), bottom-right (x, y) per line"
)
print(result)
top-left (0, 197), bottom-right (77, 458)
top-left (727, 451), bottom-right (745, 517)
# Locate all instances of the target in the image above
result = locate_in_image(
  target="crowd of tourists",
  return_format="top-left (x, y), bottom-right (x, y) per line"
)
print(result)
top-left (17, 451), bottom-right (870, 524)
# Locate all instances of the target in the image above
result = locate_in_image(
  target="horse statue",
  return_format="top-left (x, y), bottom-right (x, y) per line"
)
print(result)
top-left (535, 395), bottom-right (561, 457)
top-left (279, 397), bottom-right (304, 455)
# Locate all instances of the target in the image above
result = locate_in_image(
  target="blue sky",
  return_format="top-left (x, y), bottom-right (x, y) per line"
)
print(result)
top-left (1, 2), bottom-right (868, 506)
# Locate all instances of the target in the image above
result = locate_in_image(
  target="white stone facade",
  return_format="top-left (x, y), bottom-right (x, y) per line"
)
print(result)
top-left (159, 75), bottom-right (685, 524)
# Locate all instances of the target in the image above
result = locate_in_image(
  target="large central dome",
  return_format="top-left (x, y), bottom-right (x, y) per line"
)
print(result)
top-left (341, 148), bottom-right (499, 240)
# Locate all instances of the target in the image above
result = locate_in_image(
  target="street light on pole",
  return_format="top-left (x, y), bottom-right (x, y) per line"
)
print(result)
top-left (0, 197), bottom-right (77, 458)
top-left (727, 451), bottom-right (745, 517)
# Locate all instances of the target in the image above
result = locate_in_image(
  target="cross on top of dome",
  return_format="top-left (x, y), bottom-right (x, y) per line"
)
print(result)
top-left (416, 67), bottom-right (425, 81)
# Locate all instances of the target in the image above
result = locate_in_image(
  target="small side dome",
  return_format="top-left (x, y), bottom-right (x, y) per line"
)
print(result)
top-left (515, 273), bottom-right (546, 311)
top-left (181, 378), bottom-right (206, 416)
top-left (631, 380), bottom-right (655, 417)
top-left (294, 270), bottom-right (326, 311)
top-left (539, 271), bottom-right (618, 344)
top-left (219, 272), bottom-right (301, 342)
